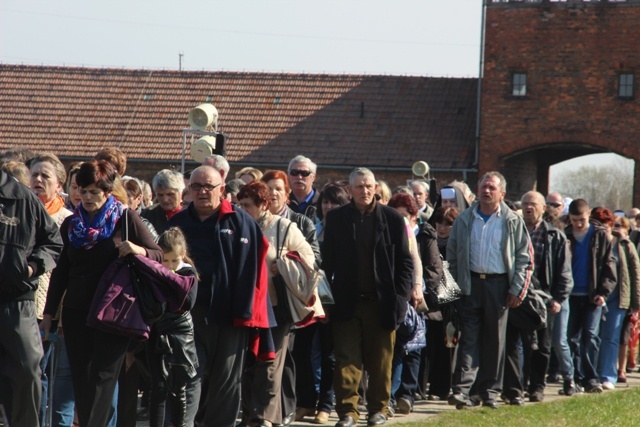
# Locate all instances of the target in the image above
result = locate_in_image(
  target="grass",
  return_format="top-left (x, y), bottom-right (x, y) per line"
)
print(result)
top-left (393, 387), bottom-right (640, 426)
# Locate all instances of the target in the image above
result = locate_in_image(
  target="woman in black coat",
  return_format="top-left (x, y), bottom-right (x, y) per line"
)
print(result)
top-left (41, 160), bottom-right (163, 427)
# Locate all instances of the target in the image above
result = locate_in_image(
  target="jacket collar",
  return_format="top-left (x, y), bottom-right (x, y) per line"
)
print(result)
top-left (0, 171), bottom-right (22, 199)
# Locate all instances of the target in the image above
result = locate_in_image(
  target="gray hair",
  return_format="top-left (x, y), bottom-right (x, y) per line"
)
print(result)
top-left (152, 169), bottom-right (185, 193)
top-left (479, 171), bottom-right (507, 192)
top-left (225, 178), bottom-right (245, 197)
top-left (521, 191), bottom-right (545, 205)
top-left (288, 155), bottom-right (317, 174)
top-left (410, 180), bottom-right (429, 193)
top-left (203, 155), bottom-right (230, 177)
top-left (349, 167), bottom-right (375, 186)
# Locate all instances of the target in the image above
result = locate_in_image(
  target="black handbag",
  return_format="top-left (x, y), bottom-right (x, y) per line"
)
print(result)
top-left (272, 218), bottom-right (293, 325)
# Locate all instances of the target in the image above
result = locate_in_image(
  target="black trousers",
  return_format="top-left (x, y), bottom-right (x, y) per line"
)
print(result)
top-left (426, 320), bottom-right (453, 399)
top-left (63, 307), bottom-right (130, 427)
top-left (452, 275), bottom-right (509, 401)
top-left (293, 322), bottom-right (335, 413)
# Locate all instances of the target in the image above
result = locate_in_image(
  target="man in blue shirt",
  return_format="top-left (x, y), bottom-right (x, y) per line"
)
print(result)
top-left (564, 199), bottom-right (616, 394)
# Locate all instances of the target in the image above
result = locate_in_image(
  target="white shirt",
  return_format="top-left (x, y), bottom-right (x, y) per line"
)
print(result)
top-left (469, 206), bottom-right (507, 274)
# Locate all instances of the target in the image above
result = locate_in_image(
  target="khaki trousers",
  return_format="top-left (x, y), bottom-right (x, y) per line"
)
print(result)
top-left (332, 299), bottom-right (395, 420)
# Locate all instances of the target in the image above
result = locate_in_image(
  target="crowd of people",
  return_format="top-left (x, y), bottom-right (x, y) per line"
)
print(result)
top-left (0, 147), bottom-right (639, 427)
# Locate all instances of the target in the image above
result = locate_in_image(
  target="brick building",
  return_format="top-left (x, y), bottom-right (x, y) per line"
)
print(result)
top-left (480, 0), bottom-right (640, 203)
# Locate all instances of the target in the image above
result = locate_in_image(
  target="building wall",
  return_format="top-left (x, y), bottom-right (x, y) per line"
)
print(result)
top-left (480, 2), bottom-right (640, 202)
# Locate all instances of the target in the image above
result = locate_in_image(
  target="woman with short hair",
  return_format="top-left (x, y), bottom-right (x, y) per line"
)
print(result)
top-left (41, 160), bottom-right (163, 427)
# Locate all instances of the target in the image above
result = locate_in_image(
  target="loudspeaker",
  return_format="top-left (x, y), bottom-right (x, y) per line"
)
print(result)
top-left (187, 103), bottom-right (218, 130)
top-left (412, 161), bottom-right (430, 177)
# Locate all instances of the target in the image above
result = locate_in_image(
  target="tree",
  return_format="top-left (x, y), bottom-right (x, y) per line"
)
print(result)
top-left (551, 159), bottom-right (634, 211)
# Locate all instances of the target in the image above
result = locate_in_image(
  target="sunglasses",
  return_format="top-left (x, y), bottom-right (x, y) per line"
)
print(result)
top-left (546, 202), bottom-right (562, 208)
top-left (289, 169), bottom-right (312, 177)
top-left (614, 223), bottom-right (622, 228)
top-left (190, 182), bottom-right (221, 192)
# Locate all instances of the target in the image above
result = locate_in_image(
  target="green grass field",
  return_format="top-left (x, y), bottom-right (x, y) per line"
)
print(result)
top-left (394, 387), bottom-right (640, 426)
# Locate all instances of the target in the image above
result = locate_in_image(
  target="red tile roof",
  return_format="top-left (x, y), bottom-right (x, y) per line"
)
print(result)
top-left (0, 64), bottom-right (477, 170)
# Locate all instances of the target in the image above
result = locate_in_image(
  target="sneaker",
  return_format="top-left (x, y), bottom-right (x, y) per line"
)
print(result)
top-left (562, 379), bottom-right (576, 396)
top-left (585, 383), bottom-right (603, 393)
top-left (602, 381), bottom-right (615, 390)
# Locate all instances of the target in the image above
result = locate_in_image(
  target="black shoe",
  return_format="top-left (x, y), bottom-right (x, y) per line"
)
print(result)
top-left (529, 391), bottom-right (544, 402)
top-left (546, 373), bottom-right (561, 383)
top-left (282, 412), bottom-right (295, 426)
top-left (508, 396), bottom-right (524, 406)
top-left (367, 413), bottom-right (386, 426)
top-left (585, 383), bottom-right (603, 394)
top-left (562, 379), bottom-right (576, 396)
top-left (482, 399), bottom-right (499, 409)
top-left (448, 393), bottom-right (468, 406)
top-left (335, 416), bottom-right (356, 427)
top-left (469, 394), bottom-right (482, 406)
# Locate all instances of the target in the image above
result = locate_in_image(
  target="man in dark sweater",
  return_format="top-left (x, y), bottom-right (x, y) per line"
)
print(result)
top-left (322, 168), bottom-right (413, 427)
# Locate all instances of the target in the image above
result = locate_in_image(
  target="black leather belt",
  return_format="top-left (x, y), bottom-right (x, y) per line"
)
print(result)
top-left (470, 271), bottom-right (507, 280)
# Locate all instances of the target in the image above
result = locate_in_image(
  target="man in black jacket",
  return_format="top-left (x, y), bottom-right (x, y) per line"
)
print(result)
top-left (322, 168), bottom-right (413, 427)
top-left (0, 170), bottom-right (63, 427)
top-left (503, 191), bottom-right (574, 404)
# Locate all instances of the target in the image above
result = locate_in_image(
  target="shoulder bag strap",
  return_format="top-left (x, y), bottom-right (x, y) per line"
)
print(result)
top-left (121, 208), bottom-right (129, 242)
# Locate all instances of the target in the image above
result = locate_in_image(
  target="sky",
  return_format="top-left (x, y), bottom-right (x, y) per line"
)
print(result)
top-left (0, 0), bottom-right (625, 174)
top-left (0, 0), bottom-right (483, 77)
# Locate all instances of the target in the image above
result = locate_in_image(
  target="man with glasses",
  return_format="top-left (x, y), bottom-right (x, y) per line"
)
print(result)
top-left (545, 192), bottom-right (565, 229)
top-left (167, 165), bottom-right (271, 426)
top-left (287, 155), bottom-right (319, 220)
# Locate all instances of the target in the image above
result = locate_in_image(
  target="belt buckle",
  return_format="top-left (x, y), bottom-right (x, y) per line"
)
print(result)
top-left (479, 273), bottom-right (487, 280)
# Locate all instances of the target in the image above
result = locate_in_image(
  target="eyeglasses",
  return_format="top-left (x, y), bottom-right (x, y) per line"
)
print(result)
top-left (614, 223), bottom-right (622, 228)
top-left (289, 169), bottom-right (312, 177)
top-left (546, 202), bottom-right (562, 208)
top-left (189, 182), bottom-right (221, 192)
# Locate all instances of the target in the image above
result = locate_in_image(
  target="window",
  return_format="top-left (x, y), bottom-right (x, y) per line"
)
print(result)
top-left (512, 73), bottom-right (527, 97)
top-left (619, 73), bottom-right (634, 99)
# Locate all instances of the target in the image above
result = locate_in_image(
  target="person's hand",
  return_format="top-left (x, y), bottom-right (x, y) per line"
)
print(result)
top-left (593, 295), bottom-right (606, 307)
top-left (410, 285), bottom-right (424, 308)
top-left (27, 265), bottom-right (34, 278)
top-left (507, 293), bottom-right (523, 308)
top-left (39, 314), bottom-right (53, 341)
top-left (548, 300), bottom-right (562, 314)
top-left (118, 241), bottom-right (146, 257)
top-left (270, 262), bottom-right (279, 275)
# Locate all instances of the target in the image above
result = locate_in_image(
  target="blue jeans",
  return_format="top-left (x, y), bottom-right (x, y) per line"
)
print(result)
top-left (568, 295), bottom-right (603, 387)
top-left (598, 291), bottom-right (627, 384)
top-left (551, 299), bottom-right (574, 379)
top-left (52, 337), bottom-right (76, 427)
